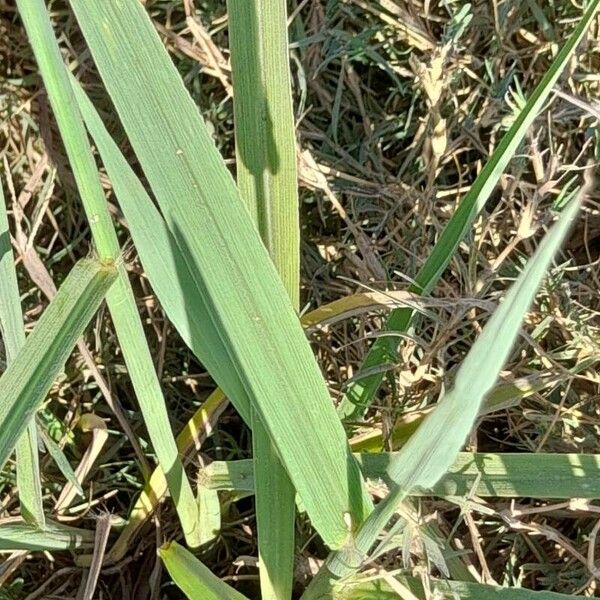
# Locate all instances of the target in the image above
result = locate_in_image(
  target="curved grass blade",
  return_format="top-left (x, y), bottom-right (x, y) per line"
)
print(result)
top-left (16, 0), bottom-right (202, 547)
top-left (159, 541), bottom-right (249, 600)
top-left (0, 183), bottom-right (44, 527)
top-left (69, 0), bottom-right (371, 549)
top-left (337, 0), bottom-right (600, 420)
top-left (0, 258), bottom-right (116, 471)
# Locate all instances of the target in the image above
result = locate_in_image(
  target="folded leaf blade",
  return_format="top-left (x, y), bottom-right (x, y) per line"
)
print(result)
top-left (0, 258), bottom-right (116, 470)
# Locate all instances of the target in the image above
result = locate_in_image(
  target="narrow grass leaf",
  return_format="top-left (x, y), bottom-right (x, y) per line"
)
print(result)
top-left (336, 575), bottom-right (585, 599)
top-left (317, 197), bottom-right (581, 585)
top-left (0, 519), bottom-right (95, 551)
top-left (69, 0), bottom-right (371, 548)
top-left (228, 0), bottom-right (299, 594)
top-left (159, 541), bottom-right (249, 600)
top-left (0, 258), bottom-right (116, 471)
top-left (0, 183), bottom-right (44, 527)
top-left (36, 422), bottom-right (83, 498)
top-left (384, 199), bottom-right (581, 494)
top-left (337, 0), bottom-right (600, 419)
top-left (200, 451), bottom-right (600, 500)
top-left (17, 0), bottom-right (202, 546)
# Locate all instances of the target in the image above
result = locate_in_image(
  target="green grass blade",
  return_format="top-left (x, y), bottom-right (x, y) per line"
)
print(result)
top-left (337, 0), bottom-right (600, 419)
top-left (159, 541), bottom-right (249, 600)
top-left (0, 258), bottom-right (116, 470)
top-left (16, 0), bottom-right (202, 547)
top-left (0, 519), bottom-right (95, 551)
top-left (228, 0), bottom-right (300, 301)
top-left (336, 575), bottom-right (585, 599)
top-left (0, 183), bottom-right (45, 527)
top-left (36, 421), bottom-right (84, 499)
top-left (228, 0), bottom-right (299, 595)
top-left (201, 451), bottom-right (600, 500)
top-left (0, 186), bottom-right (27, 363)
top-left (196, 484), bottom-right (221, 548)
top-left (70, 78), bottom-right (250, 424)
top-left (69, 0), bottom-right (371, 548)
top-left (317, 197), bottom-right (581, 586)
top-left (251, 411), bottom-right (296, 600)
top-left (384, 199), bottom-right (580, 496)
top-left (75, 79), bottom-right (297, 574)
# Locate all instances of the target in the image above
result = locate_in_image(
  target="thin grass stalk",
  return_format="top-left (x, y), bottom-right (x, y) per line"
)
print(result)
top-left (337, 0), bottom-right (600, 420)
top-left (15, 0), bottom-right (201, 546)
top-left (0, 184), bottom-right (45, 527)
top-left (228, 0), bottom-right (298, 596)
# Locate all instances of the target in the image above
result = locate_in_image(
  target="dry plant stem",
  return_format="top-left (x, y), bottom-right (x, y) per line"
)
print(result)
top-left (81, 513), bottom-right (112, 600)
top-left (15, 0), bottom-right (201, 546)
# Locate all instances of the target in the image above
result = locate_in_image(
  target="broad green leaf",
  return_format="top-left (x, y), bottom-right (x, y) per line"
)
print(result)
top-left (95, 290), bottom-right (432, 565)
top-left (228, 0), bottom-right (299, 594)
top-left (337, 0), bottom-right (600, 419)
top-left (69, 0), bottom-right (371, 548)
top-left (16, 0), bottom-right (201, 546)
top-left (0, 519), bottom-right (95, 551)
top-left (200, 451), bottom-right (600, 500)
top-left (0, 183), bottom-right (44, 527)
top-left (0, 258), bottom-right (116, 470)
top-left (159, 541), bottom-right (248, 600)
top-left (70, 80), bottom-right (251, 422)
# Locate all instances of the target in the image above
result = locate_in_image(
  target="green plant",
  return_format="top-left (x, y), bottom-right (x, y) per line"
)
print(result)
top-left (2, 0), bottom-right (598, 598)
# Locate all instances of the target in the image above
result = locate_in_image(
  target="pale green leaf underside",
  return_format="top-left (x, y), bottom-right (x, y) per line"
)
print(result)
top-left (159, 541), bottom-right (249, 600)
